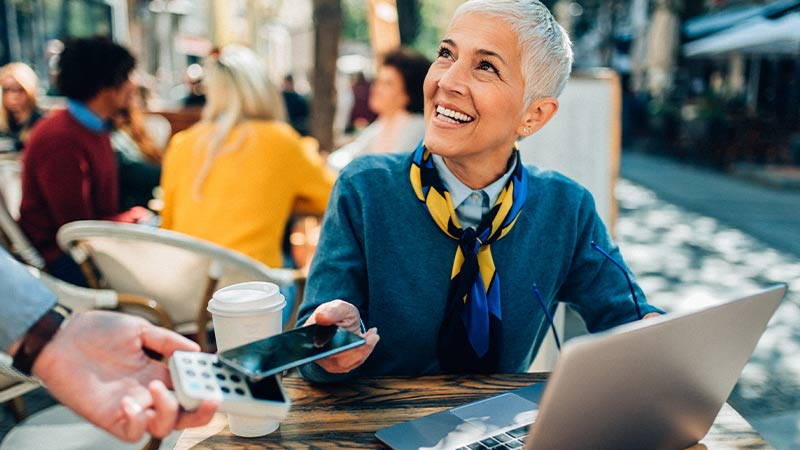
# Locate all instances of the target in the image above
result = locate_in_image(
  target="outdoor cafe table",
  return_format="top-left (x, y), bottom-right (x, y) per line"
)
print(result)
top-left (173, 373), bottom-right (770, 449)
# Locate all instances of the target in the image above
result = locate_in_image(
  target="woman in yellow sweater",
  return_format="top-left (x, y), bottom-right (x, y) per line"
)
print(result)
top-left (160, 45), bottom-right (334, 269)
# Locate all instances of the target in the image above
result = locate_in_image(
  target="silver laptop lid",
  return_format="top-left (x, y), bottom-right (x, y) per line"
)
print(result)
top-left (527, 284), bottom-right (786, 450)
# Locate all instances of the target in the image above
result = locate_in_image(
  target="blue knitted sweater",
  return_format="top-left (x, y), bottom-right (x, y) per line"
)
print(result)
top-left (297, 152), bottom-right (662, 382)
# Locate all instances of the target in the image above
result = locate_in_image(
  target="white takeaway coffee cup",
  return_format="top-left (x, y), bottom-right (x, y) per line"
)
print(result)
top-left (207, 281), bottom-right (286, 437)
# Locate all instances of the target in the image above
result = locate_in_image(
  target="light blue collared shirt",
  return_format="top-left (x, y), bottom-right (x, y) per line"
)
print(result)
top-left (67, 99), bottom-right (110, 133)
top-left (432, 153), bottom-right (517, 229)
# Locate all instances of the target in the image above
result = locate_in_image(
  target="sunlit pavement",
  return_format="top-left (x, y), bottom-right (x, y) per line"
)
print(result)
top-left (617, 168), bottom-right (800, 449)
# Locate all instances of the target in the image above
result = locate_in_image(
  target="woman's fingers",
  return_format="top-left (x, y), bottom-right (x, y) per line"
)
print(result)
top-left (317, 328), bottom-right (379, 373)
top-left (307, 300), bottom-right (361, 333)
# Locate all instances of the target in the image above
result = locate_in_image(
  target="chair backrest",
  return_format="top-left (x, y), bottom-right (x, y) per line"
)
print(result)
top-left (25, 265), bottom-right (118, 313)
top-left (0, 353), bottom-right (39, 403)
top-left (0, 373), bottom-right (38, 403)
top-left (0, 161), bottom-right (45, 269)
top-left (0, 159), bottom-right (22, 220)
top-left (57, 221), bottom-right (295, 327)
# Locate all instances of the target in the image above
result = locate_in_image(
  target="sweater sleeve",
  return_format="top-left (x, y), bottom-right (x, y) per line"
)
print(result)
top-left (556, 189), bottom-right (664, 332)
top-left (0, 248), bottom-right (57, 353)
top-left (291, 137), bottom-right (335, 216)
top-left (32, 137), bottom-right (97, 225)
top-left (296, 172), bottom-right (370, 382)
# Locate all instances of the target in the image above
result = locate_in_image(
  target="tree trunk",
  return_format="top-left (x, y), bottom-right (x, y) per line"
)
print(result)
top-left (311, 0), bottom-right (342, 153)
top-left (645, 0), bottom-right (683, 97)
top-left (396, 0), bottom-right (421, 46)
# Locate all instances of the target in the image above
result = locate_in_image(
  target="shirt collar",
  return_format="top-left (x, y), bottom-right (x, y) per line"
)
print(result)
top-left (67, 99), bottom-right (110, 133)
top-left (431, 152), bottom-right (518, 208)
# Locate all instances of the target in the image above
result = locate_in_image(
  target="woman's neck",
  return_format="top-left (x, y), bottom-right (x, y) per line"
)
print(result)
top-left (380, 108), bottom-right (409, 123)
top-left (442, 148), bottom-right (514, 190)
top-left (11, 109), bottom-right (31, 125)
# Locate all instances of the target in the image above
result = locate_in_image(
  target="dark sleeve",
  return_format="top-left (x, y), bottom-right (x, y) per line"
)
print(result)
top-left (556, 190), bottom-right (664, 332)
top-left (296, 173), bottom-right (370, 382)
top-left (116, 151), bottom-right (161, 201)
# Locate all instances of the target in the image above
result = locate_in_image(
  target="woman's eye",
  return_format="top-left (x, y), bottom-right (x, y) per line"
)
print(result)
top-left (478, 60), bottom-right (498, 73)
top-left (437, 47), bottom-right (453, 59)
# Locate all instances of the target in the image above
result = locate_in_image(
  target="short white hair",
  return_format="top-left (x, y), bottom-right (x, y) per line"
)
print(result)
top-left (452, 0), bottom-right (573, 105)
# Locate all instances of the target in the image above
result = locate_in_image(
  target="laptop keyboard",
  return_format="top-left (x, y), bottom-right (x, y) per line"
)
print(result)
top-left (456, 425), bottom-right (529, 449)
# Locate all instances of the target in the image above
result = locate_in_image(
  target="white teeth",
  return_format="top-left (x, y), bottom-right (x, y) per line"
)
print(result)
top-left (436, 105), bottom-right (474, 123)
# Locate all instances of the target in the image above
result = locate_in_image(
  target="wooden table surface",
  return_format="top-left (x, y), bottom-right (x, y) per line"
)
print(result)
top-left (174, 373), bottom-right (770, 449)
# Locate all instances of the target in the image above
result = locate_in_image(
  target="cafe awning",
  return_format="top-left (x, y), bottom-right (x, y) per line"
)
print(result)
top-left (683, 0), bottom-right (800, 39)
top-left (684, 12), bottom-right (800, 57)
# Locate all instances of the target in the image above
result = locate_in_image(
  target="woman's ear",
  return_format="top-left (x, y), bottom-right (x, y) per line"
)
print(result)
top-left (517, 97), bottom-right (559, 137)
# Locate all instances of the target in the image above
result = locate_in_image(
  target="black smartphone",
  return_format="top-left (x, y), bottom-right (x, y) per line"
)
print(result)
top-left (218, 324), bottom-right (366, 379)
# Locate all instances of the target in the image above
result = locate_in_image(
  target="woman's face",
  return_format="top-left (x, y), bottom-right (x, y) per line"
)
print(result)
top-left (1, 75), bottom-right (32, 116)
top-left (369, 65), bottom-right (409, 117)
top-left (423, 13), bottom-right (529, 163)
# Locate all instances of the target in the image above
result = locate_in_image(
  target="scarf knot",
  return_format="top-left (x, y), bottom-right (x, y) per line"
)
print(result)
top-left (409, 143), bottom-right (528, 373)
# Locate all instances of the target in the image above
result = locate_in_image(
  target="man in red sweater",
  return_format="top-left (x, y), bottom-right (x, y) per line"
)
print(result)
top-left (20, 37), bottom-right (149, 285)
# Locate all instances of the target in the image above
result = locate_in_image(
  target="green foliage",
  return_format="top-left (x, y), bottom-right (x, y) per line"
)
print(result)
top-left (341, 0), bottom-right (443, 61)
top-left (342, 0), bottom-right (370, 45)
top-left (408, 0), bottom-right (444, 60)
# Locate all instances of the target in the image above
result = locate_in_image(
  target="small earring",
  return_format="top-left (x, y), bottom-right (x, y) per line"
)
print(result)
top-left (523, 127), bottom-right (531, 135)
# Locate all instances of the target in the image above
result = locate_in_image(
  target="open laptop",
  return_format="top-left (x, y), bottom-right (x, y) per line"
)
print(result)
top-left (376, 284), bottom-right (787, 450)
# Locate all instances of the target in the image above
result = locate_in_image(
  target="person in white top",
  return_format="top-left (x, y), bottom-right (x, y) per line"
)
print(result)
top-left (329, 48), bottom-right (431, 170)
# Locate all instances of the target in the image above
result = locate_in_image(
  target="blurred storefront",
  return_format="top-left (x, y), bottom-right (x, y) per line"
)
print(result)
top-left (0, 0), bottom-right (128, 88)
top-left (676, 0), bottom-right (800, 168)
top-left (1, 0), bottom-right (314, 107)
top-left (589, 0), bottom-right (800, 170)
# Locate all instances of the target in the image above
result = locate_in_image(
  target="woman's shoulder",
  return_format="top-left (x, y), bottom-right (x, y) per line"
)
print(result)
top-left (522, 164), bottom-right (590, 202)
top-left (169, 122), bottom-right (211, 146)
top-left (338, 152), bottom-right (410, 185)
top-left (249, 120), bottom-right (299, 139)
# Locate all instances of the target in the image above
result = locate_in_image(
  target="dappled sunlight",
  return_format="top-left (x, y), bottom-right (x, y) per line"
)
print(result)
top-left (616, 179), bottom-right (800, 418)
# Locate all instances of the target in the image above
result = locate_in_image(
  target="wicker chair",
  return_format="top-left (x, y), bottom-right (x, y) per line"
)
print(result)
top-left (57, 220), bottom-right (305, 350)
top-left (0, 160), bottom-right (44, 269)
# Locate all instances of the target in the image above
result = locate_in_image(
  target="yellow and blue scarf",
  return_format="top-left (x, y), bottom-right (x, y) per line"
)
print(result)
top-left (410, 143), bottom-right (528, 373)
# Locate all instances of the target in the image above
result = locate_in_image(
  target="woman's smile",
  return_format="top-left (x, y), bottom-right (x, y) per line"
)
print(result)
top-left (432, 102), bottom-right (476, 129)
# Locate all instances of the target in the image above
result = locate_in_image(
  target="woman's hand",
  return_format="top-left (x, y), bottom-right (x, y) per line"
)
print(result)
top-left (304, 300), bottom-right (380, 373)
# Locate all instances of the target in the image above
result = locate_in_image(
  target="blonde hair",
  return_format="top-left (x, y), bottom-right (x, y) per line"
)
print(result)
top-left (194, 44), bottom-right (286, 195)
top-left (452, 0), bottom-right (573, 105)
top-left (0, 62), bottom-right (40, 135)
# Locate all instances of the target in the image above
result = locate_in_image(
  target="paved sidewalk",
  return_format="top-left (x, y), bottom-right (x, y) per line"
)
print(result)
top-left (616, 176), bottom-right (800, 450)
top-left (621, 152), bottom-right (800, 258)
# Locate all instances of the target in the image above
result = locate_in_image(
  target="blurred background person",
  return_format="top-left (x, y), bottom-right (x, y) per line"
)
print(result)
top-left (281, 74), bottom-right (310, 136)
top-left (329, 48), bottom-right (431, 170)
top-left (111, 86), bottom-right (164, 210)
top-left (347, 71), bottom-right (376, 132)
top-left (159, 44), bottom-right (334, 284)
top-left (181, 63), bottom-right (206, 108)
top-left (0, 63), bottom-right (43, 153)
top-left (19, 37), bottom-right (151, 286)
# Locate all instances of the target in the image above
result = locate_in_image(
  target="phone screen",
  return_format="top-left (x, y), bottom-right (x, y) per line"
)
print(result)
top-left (219, 324), bottom-right (366, 379)
top-left (247, 375), bottom-right (284, 401)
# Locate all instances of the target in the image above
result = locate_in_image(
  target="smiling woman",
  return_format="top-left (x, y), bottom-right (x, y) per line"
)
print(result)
top-left (296, 0), bottom-right (663, 382)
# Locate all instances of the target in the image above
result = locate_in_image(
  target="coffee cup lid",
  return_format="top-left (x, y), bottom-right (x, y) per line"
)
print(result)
top-left (208, 282), bottom-right (285, 315)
